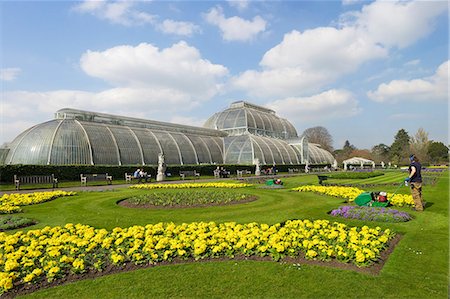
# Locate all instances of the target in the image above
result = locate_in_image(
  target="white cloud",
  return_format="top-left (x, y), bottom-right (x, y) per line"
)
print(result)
top-left (0, 41), bottom-right (229, 143)
top-left (0, 68), bottom-right (21, 81)
top-left (80, 41), bottom-right (228, 100)
top-left (169, 115), bottom-right (207, 128)
top-left (231, 27), bottom-right (387, 98)
top-left (73, 0), bottom-right (156, 26)
top-left (158, 19), bottom-right (201, 36)
top-left (265, 89), bottom-right (361, 123)
top-left (204, 6), bottom-right (267, 42)
top-left (367, 60), bottom-right (449, 103)
top-left (346, 0), bottom-right (448, 48)
top-left (231, 0), bottom-right (447, 99)
top-left (404, 59), bottom-right (421, 67)
top-left (227, 0), bottom-right (250, 11)
top-left (342, 0), bottom-right (363, 6)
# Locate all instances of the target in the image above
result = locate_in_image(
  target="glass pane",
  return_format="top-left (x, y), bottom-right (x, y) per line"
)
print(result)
top-left (131, 128), bottom-right (161, 165)
top-left (81, 122), bottom-right (119, 165)
top-left (9, 120), bottom-right (59, 165)
top-left (152, 131), bottom-right (181, 165)
top-left (170, 133), bottom-right (197, 164)
top-left (109, 126), bottom-right (142, 165)
top-left (50, 120), bottom-right (91, 165)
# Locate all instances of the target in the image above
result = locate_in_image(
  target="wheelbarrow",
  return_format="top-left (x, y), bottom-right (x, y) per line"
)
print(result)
top-left (354, 182), bottom-right (404, 207)
top-left (354, 191), bottom-right (389, 207)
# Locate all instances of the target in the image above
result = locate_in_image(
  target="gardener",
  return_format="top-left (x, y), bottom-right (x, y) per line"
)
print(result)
top-left (405, 154), bottom-right (424, 211)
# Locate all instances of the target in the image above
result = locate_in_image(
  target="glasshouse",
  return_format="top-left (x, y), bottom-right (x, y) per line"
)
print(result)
top-left (1, 101), bottom-right (336, 166)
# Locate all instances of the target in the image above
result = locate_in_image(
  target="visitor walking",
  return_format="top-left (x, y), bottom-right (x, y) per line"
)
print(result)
top-left (404, 154), bottom-right (424, 211)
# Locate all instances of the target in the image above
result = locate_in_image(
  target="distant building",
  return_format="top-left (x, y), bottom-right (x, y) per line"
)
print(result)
top-left (1, 101), bottom-right (336, 166)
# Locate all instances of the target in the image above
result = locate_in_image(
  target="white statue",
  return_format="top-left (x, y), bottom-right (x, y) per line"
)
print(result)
top-left (254, 158), bottom-right (261, 176)
top-left (305, 161), bottom-right (309, 173)
top-left (157, 153), bottom-right (166, 182)
top-left (381, 161), bottom-right (385, 168)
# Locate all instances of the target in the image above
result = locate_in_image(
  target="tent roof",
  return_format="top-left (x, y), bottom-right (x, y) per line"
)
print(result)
top-left (343, 157), bottom-right (374, 164)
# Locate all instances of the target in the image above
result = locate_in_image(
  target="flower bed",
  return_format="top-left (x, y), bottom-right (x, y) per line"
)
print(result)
top-left (129, 182), bottom-right (252, 190)
top-left (330, 206), bottom-right (412, 222)
top-left (123, 190), bottom-right (254, 207)
top-left (0, 191), bottom-right (77, 214)
top-left (292, 185), bottom-right (414, 207)
top-left (0, 220), bottom-right (394, 294)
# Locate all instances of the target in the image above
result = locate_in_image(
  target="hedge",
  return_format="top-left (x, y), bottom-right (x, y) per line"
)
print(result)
top-left (0, 164), bottom-right (329, 183)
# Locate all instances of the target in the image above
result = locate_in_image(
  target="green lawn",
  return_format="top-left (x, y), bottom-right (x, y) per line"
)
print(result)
top-left (9, 171), bottom-right (449, 298)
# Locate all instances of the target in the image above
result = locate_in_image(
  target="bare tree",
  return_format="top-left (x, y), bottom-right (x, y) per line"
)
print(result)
top-left (410, 128), bottom-right (430, 163)
top-left (302, 126), bottom-right (334, 152)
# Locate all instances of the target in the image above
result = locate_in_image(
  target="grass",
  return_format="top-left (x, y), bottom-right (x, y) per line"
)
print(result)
top-left (6, 171), bottom-right (448, 298)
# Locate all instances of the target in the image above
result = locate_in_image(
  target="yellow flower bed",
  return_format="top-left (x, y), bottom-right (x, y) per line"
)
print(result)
top-left (0, 220), bottom-right (394, 294)
top-left (0, 191), bottom-right (76, 214)
top-left (129, 182), bottom-right (252, 189)
top-left (292, 185), bottom-right (414, 207)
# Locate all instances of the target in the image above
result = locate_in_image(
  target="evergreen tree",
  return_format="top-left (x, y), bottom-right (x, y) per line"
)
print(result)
top-left (390, 129), bottom-right (410, 165)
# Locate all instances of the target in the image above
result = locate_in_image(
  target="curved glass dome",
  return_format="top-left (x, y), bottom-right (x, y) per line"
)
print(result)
top-left (224, 135), bottom-right (300, 165)
top-left (307, 143), bottom-right (336, 164)
top-left (204, 101), bottom-right (298, 140)
top-left (5, 110), bottom-right (225, 166)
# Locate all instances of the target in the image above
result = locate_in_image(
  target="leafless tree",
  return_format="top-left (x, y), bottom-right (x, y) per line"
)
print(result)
top-left (302, 126), bottom-right (334, 152)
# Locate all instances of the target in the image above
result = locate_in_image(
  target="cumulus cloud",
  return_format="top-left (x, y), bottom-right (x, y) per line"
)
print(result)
top-left (73, 0), bottom-right (156, 26)
top-left (227, 0), bottom-right (250, 11)
top-left (231, 0), bottom-right (447, 99)
top-left (80, 41), bottom-right (228, 100)
top-left (204, 6), bottom-right (267, 42)
top-left (367, 60), bottom-right (449, 103)
top-left (265, 89), bottom-right (361, 123)
top-left (0, 68), bottom-right (21, 81)
top-left (157, 19), bottom-right (201, 36)
top-left (348, 0), bottom-right (447, 49)
top-left (1, 42), bottom-right (229, 143)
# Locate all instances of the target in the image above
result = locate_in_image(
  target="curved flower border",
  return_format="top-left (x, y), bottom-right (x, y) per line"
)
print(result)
top-left (0, 220), bottom-right (394, 294)
top-left (129, 182), bottom-right (253, 190)
top-left (0, 191), bottom-right (77, 214)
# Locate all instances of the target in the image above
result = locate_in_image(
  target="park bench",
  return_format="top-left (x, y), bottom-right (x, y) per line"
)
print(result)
top-left (236, 170), bottom-right (251, 178)
top-left (80, 173), bottom-right (112, 186)
top-left (14, 174), bottom-right (58, 191)
top-left (288, 168), bottom-right (300, 174)
top-left (317, 175), bottom-right (328, 185)
top-left (125, 173), bottom-right (133, 183)
top-left (179, 170), bottom-right (200, 180)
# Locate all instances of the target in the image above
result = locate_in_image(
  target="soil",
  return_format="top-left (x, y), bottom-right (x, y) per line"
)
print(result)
top-left (117, 196), bottom-right (258, 209)
top-left (3, 234), bottom-right (402, 298)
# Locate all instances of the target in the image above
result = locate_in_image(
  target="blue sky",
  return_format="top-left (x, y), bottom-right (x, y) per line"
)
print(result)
top-left (1, 0), bottom-right (448, 150)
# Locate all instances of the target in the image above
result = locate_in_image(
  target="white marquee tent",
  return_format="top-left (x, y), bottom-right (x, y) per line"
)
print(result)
top-left (343, 157), bottom-right (375, 170)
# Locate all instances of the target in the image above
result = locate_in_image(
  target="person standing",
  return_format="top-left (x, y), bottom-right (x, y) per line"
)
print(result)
top-left (405, 154), bottom-right (424, 211)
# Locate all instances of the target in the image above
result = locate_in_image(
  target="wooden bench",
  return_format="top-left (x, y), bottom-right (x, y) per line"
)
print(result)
top-left (236, 170), bottom-right (251, 178)
top-left (179, 170), bottom-right (200, 180)
top-left (14, 174), bottom-right (58, 191)
top-left (80, 173), bottom-right (112, 186)
top-left (317, 175), bottom-right (328, 185)
top-left (288, 168), bottom-right (300, 174)
top-left (125, 173), bottom-right (133, 183)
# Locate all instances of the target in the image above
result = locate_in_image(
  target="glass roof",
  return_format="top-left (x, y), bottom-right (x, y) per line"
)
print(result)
top-left (204, 101), bottom-right (298, 140)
